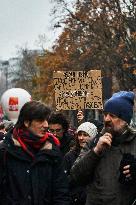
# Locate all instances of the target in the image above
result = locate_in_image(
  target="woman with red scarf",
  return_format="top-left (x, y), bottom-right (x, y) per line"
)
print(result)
top-left (0, 101), bottom-right (69, 205)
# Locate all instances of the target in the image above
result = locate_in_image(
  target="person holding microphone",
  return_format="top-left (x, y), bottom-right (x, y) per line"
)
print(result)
top-left (71, 91), bottom-right (136, 205)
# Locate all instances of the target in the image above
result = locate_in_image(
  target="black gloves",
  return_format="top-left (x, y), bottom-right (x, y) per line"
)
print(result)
top-left (119, 153), bottom-right (136, 185)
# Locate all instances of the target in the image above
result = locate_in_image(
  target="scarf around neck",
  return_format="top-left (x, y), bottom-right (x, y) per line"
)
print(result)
top-left (13, 128), bottom-right (60, 159)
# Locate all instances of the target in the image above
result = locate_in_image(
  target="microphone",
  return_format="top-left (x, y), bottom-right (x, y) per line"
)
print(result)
top-left (101, 126), bottom-right (113, 136)
top-left (93, 127), bottom-right (113, 155)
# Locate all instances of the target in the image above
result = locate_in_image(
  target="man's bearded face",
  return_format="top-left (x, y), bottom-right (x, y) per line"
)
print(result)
top-left (104, 113), bottom-right (128, 136)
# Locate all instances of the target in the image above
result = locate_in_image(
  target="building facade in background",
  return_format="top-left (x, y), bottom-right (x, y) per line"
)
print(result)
top-left (0, 58), bottom-right (20, 96)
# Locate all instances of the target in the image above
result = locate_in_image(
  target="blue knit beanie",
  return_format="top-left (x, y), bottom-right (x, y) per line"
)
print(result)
top-left (104, 91), bottom-right (135, 124)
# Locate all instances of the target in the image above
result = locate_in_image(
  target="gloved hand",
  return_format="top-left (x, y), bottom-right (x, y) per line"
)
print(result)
top-left (119, 153), bottom-right (136, 185)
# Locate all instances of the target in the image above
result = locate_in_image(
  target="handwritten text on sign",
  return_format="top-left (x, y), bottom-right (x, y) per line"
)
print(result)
top-left (53, 70), bottom-right (103, 110)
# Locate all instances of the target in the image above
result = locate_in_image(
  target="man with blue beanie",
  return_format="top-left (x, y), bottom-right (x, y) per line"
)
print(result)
top-left (104, 91), bottom-right (134, 124)
top-left (71, 91), bottom-right (136, 205)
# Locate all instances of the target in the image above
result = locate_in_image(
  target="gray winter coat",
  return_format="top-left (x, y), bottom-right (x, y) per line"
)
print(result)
top-left (71, 127), bottom-right (136, 205)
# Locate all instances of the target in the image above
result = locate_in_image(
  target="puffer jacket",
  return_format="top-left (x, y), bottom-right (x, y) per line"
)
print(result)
top-left (71, 127), bottom-right (136, 205)
top-left (0, 131), bottom-right (70, 205)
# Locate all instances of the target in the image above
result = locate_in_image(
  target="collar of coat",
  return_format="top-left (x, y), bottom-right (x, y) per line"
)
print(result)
top-left (12, 136), bottom-right (53, 150)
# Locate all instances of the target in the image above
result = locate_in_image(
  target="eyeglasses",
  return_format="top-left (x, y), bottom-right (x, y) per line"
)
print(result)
top-left (49, 128), bottom-right (63, 134)
top-left (44, 127), bottom-right (49, 132)
top-left (39, 127), bottom-right (49, 132)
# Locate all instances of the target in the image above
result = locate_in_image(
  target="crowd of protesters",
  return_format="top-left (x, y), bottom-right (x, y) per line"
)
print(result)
top-left (0, 90), bottom-right (136, 204)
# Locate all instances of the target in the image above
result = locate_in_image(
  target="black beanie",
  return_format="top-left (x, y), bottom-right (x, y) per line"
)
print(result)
top-left (104, 91), bottom-right (134, 124)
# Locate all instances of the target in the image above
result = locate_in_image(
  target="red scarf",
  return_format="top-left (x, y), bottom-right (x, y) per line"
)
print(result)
top-left (13, 128), bottom-right (60, 159)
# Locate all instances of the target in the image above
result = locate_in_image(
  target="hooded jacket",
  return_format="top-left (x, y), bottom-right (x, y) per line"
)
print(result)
top-left (0, 130), bottom-right (69, 205)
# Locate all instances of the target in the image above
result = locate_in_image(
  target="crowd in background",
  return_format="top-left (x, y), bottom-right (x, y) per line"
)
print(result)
top-left (0, 91), bottom-right (136, 204)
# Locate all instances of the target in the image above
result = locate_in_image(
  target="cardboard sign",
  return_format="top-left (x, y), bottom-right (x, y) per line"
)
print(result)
top-left (53, 70), bottom-right (103, 110)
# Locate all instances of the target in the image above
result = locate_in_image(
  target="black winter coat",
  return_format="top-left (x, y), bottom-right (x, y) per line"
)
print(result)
top-left (64, 149), bottom-right (86, 205)
top-left (0, 131), bottom-right (70, 205)
top-left (0, 132), bottom-right (4, 141)
top-left (60, 131), bottom-right (74, 156)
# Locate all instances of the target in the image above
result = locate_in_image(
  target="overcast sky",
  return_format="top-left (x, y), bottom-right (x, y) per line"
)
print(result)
top-left (0, 0), bottom-right (58, 60)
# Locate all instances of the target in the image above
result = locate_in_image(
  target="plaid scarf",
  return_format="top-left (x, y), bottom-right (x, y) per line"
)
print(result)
top-left (13, 128), bottom-right (60, 159)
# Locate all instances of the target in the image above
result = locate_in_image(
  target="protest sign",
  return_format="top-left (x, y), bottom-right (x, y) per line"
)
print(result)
top-left (53, 70), bottom-right (103, 110)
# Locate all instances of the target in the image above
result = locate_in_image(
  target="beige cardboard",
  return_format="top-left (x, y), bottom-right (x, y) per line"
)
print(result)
top-left (53, 70), bottom-right (103, 110)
